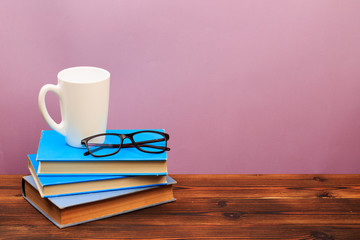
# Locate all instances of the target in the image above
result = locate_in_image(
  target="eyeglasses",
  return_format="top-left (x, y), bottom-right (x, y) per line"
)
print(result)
top-left (81, 130), bottom-right (170, 157)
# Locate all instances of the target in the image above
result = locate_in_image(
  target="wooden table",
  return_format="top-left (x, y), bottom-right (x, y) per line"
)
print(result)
top-left (1, 174), bottom-right (360, 239)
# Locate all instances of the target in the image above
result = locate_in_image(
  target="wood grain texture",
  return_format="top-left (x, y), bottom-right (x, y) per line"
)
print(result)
top-left (1, 174), bottom-right (360, 239)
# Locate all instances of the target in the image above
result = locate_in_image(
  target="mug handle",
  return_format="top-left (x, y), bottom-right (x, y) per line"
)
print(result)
top-left (38, 84), bottom-right (66, 136)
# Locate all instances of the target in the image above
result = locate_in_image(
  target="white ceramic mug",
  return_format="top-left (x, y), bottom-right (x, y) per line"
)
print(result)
top-left (38, 66), bottom-right (110, 147)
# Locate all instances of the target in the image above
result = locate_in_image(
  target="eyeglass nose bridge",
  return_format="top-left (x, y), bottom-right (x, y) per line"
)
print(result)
top-left (119, 134), bottom-right (127, 139)
top-left (119, 134), bottom-right (135, 144)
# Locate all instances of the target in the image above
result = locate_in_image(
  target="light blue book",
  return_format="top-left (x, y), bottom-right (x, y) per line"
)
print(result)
top-left (28, 154), bottom-right (168, 198)
top-left (36, 130), bottom-right (168, 175)
top-left (22, 175), bottom-right (176, 228)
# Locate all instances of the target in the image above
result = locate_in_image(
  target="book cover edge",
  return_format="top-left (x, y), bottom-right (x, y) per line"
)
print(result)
top-left (23, 195), bottom-right (176, 228)
top-left (22, 177), bottom-right (176, 229)
top-left (23, 175), bottom-right (177, 208)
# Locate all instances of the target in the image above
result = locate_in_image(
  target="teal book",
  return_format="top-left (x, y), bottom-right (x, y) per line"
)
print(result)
top-left (22, 175), bottom-right (176, 228)
top-left (28, 154), bottom-right (168, 198)
top-left (36, 130), bottom-right (168, 175)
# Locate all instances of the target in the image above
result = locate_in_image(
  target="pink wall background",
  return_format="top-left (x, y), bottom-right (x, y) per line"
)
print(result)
top-left (1, 1), bottom-right (360, 174)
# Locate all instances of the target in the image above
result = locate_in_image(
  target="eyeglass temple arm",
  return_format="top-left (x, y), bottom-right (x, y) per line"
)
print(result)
top-left (83, 144), bottom-right (121, 156)
top-left (83, 138), bottom-right (170, 156)
top-left (132, 144), bottom-right (170, 151)
top-left (83, 144), bottom-right (170, 156)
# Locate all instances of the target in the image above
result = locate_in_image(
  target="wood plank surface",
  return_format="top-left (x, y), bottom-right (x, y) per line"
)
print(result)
top-left (1, 174), bottom-right (360, 239)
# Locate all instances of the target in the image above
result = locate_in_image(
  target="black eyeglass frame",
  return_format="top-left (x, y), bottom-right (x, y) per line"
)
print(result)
top-left (81, 130), bottom-right (170, 157)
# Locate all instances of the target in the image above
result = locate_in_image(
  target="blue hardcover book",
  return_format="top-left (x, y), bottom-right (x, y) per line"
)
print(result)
top-left (36, 130), bottom-right (168, 175)
top-left (22, 175), bottom-right (176, 228)
top-left (28, 154), bottom-right (168, 198)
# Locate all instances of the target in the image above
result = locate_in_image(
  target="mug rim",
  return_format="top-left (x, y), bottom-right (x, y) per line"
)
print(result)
top-left (57, 66), bottom-right (110, 84)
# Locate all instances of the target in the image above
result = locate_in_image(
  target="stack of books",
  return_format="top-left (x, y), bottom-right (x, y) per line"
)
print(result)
top-left (22, 129), bottom-right (176, 228)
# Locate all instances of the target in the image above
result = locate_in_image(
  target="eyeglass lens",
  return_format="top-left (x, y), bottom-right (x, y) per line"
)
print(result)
top-left (132, 132), bottom-right (166, 153)
top-left (87, 134), bottom-right (121, 156)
